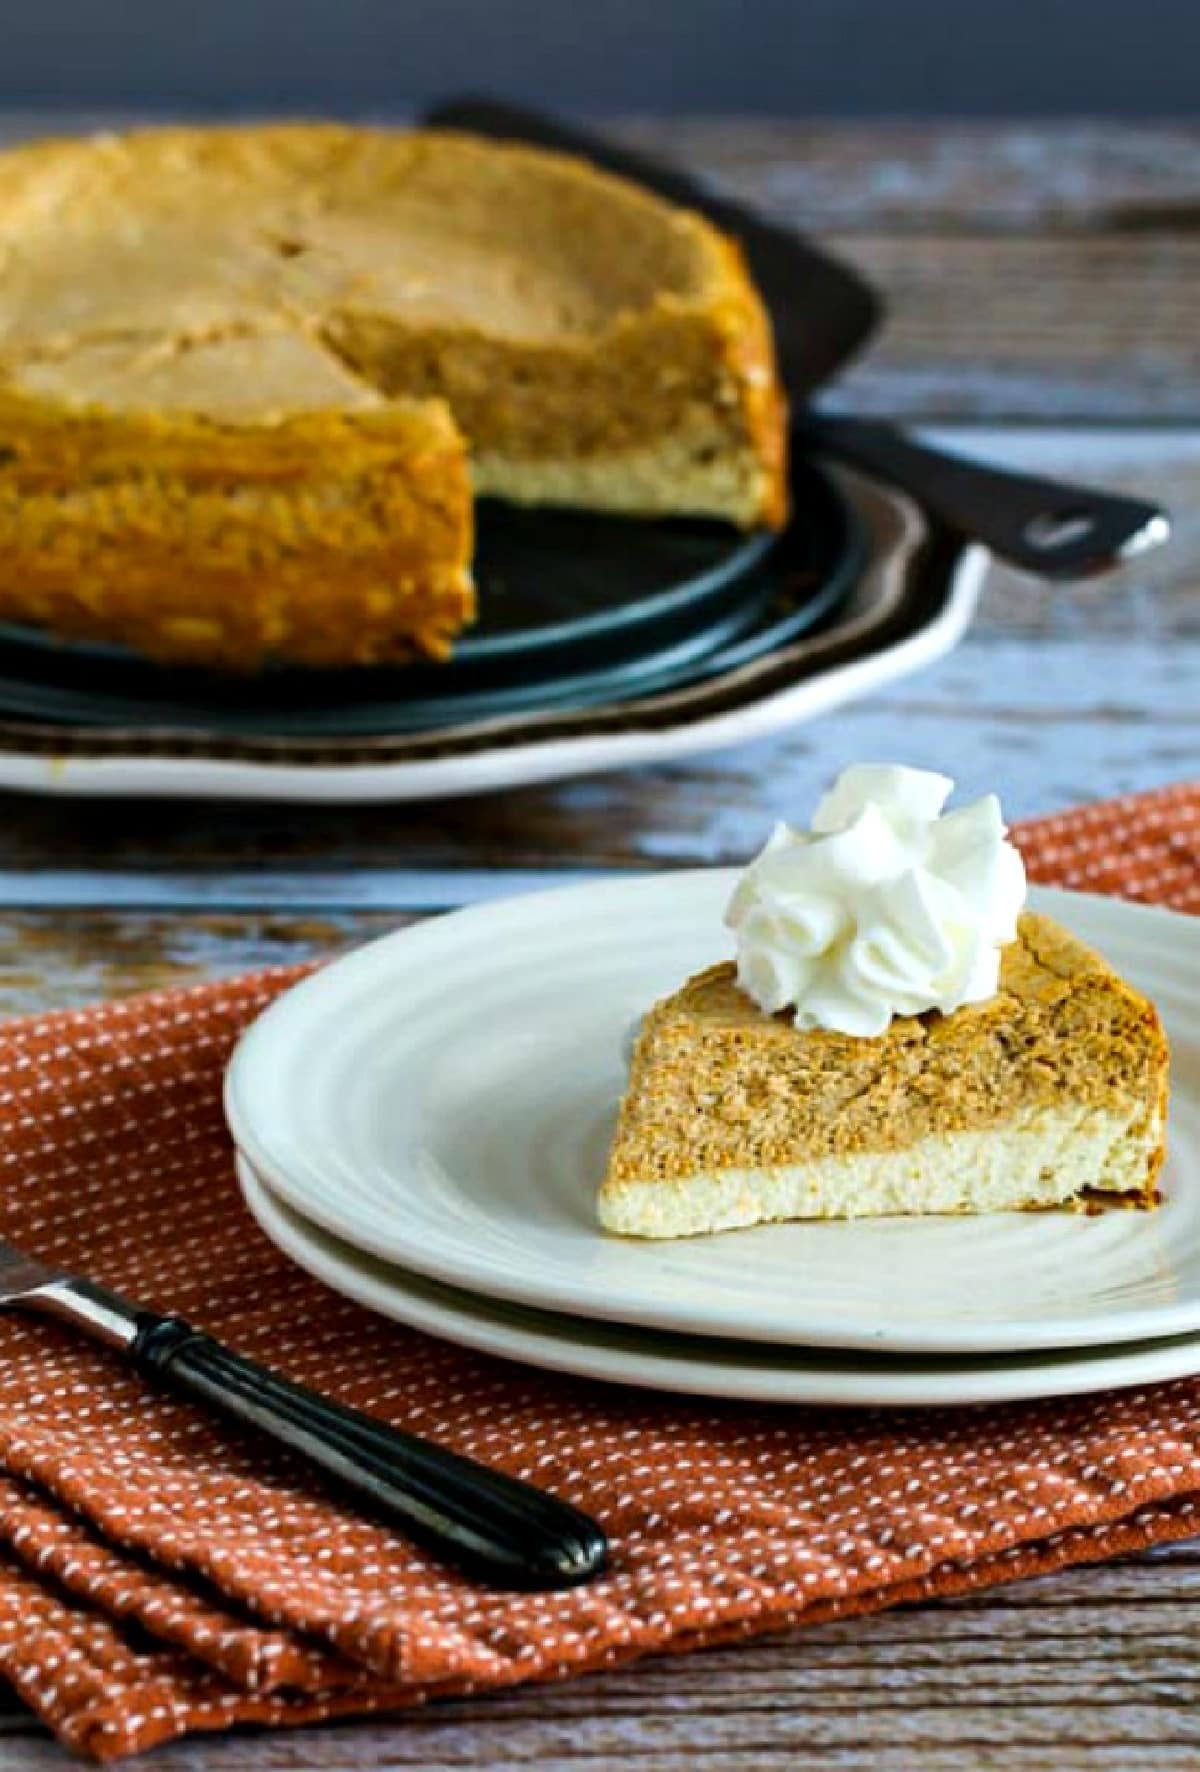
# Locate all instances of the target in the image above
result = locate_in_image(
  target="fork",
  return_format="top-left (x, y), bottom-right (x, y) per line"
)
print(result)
top-left (0, 1235), bottom-right (608, 1589)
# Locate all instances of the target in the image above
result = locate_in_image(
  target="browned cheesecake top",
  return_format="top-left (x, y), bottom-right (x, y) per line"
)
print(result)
top-left (0, 124), bottom-right (751, 413)
top-left (0, 123), bottom-right (788, 542)
top-left (605, 911), bottom-right (1169, 1183)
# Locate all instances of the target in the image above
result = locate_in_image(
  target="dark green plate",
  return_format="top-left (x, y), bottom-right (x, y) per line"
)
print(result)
top-left (0, 457), bottom-right (863, 736)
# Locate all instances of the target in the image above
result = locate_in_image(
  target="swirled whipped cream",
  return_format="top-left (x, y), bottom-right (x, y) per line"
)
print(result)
top-left (725, 765), bottom-right (1027, 1037)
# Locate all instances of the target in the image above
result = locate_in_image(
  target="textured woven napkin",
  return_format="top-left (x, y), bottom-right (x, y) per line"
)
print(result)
top-left (0, 782), bottom-right (1196, 1761)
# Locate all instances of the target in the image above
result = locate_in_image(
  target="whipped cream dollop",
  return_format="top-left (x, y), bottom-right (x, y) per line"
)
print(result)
top-left (725, 764), bottom-right (1027, 1037)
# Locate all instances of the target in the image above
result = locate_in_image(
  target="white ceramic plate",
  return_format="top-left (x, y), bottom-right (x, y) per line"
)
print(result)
top-left (226, 876), bottom-right (1200, 1356)
top-left (0, 472), bottom-right (984, 803)
top-left (237, 1154), bottom-right (1200, 1408)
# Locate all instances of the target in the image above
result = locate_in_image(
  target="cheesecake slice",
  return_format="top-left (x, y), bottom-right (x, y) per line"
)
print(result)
top-left (599, 911), bottom-right (1169, 1238)
top-left (0, 123), bottom-right (786, 669)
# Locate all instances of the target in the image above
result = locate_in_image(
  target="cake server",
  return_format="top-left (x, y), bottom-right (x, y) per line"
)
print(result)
top-left (426, 97), bottom-right (1169, 580)
top-left (0, 1232), bottom-right (608, 1589)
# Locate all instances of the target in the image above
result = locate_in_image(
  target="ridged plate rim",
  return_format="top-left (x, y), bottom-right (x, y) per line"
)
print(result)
top-left (236, 1155), bottom-right (1200, 1408)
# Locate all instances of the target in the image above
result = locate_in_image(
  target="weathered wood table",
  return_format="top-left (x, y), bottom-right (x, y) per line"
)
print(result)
top-left (0, 119), bottom-right (1197, 1768)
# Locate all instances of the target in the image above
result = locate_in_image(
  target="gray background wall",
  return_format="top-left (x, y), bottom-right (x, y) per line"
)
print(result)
top-left (0, 0), bottom-right (1195, 116)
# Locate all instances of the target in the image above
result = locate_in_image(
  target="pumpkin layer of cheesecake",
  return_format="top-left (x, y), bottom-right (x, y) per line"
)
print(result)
top-left (599, 911), bottom-right (1169, 1238)
top-left (0, 124), bottom-right (786, 669)
top-left (0, 346), bottom-right (473, 670)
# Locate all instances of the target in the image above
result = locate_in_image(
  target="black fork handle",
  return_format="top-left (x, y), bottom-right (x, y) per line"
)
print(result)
top-left (21, 1276), bottom-right (607, 1590)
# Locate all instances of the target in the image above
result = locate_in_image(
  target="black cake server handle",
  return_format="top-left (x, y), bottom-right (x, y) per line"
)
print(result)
top-left (23, 1272), bottom-right (608, 1589)
top-left (426, 97), bottom-right (1169, 580)
top-left (792, 412), bottom-right (1170, 578)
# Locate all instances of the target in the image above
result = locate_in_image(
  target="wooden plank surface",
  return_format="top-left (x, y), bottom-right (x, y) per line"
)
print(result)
top-left (1, 1553), bottom-right (1198, 1768)
top-left (630, 120), bottom-right (1200, 420)
top-left (0, 116), bottom-right (1194, 1769)
top-left (0, 910), bottom-right (391, 1014)
top-left (619, 121), bottom-right (1200, 231)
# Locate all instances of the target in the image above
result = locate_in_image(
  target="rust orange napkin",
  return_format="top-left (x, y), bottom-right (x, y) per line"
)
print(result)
top-left (0, 782), bottom-right (1195, 1760)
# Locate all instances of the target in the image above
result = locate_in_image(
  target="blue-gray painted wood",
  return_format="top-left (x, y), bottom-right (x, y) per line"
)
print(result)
top-left (0, 868), bottom-right (617, 911)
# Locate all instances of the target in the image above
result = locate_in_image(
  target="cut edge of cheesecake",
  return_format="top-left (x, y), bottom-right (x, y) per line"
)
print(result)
top-left (599, 910), bottom-right (1169, 1239)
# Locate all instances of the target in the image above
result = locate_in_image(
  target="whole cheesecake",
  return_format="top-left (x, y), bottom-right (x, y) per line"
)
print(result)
top-left (0, 124), bottom-right (787, 669)
top-left (599, 911), bottom-right (1169, 1238)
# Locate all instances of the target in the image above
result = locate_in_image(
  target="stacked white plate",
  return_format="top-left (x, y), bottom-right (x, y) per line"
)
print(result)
top-left (226, 874), bottom-right (1200, 1408)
